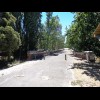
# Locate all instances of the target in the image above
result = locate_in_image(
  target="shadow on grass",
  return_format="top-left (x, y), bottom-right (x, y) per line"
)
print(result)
top-left (71, 62), bottom-right (100, 81)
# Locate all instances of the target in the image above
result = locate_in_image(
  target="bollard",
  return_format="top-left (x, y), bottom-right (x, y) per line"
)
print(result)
top-left (35, 55), bottom-right (36, 60)
top-left (65, 54), bottom-right (66, 60)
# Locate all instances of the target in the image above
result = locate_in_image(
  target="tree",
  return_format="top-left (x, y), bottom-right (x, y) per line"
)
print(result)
top-left (67, 12), bottom-right (100, 56)
top-left (49, 15), bottom-right (63, 50)
top-left (66, 12), bottom-right (100, 56)
top-left (46, 12), bottom-right (53, 50)
top-left (24, 12), bottom-right (42, 51)
top-left (11, 12), bottom-right (23, 33)
top-left (45, 15), bottom-right (64, 50)
top-left (0, 12), bottom-right (21, 61)
top-left (38, 13), bottom-right (64, 51)
top-left (37, 23), bottom-right (47, 50)
top-left (11, 12), bottom-right (24, 60)
top-left (66, 22), bottom-right (80, 51)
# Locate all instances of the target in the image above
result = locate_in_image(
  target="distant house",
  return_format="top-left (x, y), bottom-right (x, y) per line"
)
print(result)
top-left (93, 23), bottom-right (100, 41)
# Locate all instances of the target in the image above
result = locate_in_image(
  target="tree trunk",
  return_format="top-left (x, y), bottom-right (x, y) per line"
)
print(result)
top-left (7, 52), bottom-right (12, 62)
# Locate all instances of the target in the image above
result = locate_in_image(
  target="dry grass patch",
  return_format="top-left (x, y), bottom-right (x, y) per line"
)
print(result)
top-left (71, 59), bottom-right (100, 87)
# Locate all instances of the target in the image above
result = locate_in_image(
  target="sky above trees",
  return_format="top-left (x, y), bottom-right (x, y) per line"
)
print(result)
top-left (42, 12), bottom-right (74, 35)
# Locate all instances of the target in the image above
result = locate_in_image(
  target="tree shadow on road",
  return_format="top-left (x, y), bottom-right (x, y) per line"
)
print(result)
top-left (49, 53), bottom-right (59, 56)
top-left (71, 62), bottom-right (100, 81)
top-left (0, 59), bottom-right (26, 70)
top-left (49, 50), bottom-right (64, 56)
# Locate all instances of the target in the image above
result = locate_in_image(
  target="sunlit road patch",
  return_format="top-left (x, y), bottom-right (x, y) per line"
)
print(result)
top-left (41, 76), bottom-right (50, 80)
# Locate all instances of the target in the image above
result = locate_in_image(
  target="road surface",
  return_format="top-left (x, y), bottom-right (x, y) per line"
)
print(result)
top-left (0, 48), bottom-right (74, 87)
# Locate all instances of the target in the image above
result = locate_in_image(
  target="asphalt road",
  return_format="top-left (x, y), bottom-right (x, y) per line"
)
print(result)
top-left (0, 48), bottom-right (74, 87)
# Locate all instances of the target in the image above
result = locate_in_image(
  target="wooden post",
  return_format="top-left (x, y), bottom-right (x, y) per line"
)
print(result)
top-left (65, 54), bottom-right (66, 60)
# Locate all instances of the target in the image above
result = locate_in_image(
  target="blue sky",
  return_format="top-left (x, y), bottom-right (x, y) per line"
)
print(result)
top-left (42, 12), bottom-right (74, 35)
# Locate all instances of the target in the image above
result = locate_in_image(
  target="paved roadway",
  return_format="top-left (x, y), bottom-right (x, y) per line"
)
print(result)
top-left (0, 48), bottom-right (74, 87)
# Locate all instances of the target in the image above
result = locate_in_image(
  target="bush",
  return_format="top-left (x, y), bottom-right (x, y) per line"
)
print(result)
top-left (0, 60), bottom-right (8, 69)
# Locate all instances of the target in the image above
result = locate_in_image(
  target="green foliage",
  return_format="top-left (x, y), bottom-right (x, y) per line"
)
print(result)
top-left (0, 12), bottom-right (21, 60)
top-left (24, 12), bottom-right (42, 51)
top-left (11, 12), bottom-right (25, 59)
top-left (46, 12), bottom-right (53, 50)
top-left (0, 12), bottom-right (65, 62)
top-left (37, 24), bottom-right (47, 50)
top-left (66, 12), bottom-right (100, 56)
top-left (38, 13), bottom-right (64, 51)
top-left (49, 15), bottom-right (64, 50)
top-left (12, 12), bottom-right (23, 33)
top-left (0, 26), bottom-right (21, 52)
top-left (0, 12), bottom-right (16, 27)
